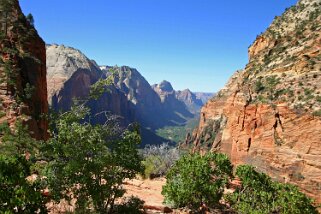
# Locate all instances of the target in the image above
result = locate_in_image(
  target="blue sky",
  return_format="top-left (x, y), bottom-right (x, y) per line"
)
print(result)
top-left (20, 0), bottom-right (297, 92)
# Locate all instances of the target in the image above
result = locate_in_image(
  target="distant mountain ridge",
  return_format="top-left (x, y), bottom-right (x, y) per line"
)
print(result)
top-left (46, 45), bottom-right (214, 144)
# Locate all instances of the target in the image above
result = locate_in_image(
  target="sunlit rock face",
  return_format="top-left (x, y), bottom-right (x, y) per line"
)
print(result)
top-left (46, 45), bottom-right (135, 126)
top-left (186, 0), bottom-right (321, 203)
top-left (46, 46), bottom-right (208, 144)
top-left (0, 0), bottom-right (48, 140)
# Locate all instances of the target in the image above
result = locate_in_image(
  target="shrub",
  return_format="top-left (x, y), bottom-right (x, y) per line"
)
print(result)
top-left (162, 153), bottom-right (233, 210)
top-left (226, 165), bottom-right (318, 214)
top-left (42, 105), bottom-right (143, 214)
top-left (26, 13), bottom-right (34, 26)
top-left (141, 143), bottom-right (181, 178)
top-left (113, 196), bottom-right (145, 214)
top-left (313, 110), bottom-right (321, 117)
top-left (0, 155), bottom-right (48, 213)
top-left (254, 79), bottom-right (265, 93)
top-left (0, 121), bottom-right (48, 213)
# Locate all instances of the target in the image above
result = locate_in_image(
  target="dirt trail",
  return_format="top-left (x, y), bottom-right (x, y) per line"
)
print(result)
top-left (123, 178), bottom-right (172, 213)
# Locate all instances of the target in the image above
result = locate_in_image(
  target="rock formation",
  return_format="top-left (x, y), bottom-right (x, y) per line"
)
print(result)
top-left (0, 0), bottom-right (48, 140)
top-left (176, 89), bottom-right (204, 113)
top-left (47, 46), bottom-right (209, 144)
top-left (47, 45), bottom-right (135, 126)
top-left (187, 0), bottom-right (321, 203)
top-left (152, 80), bottom-right (208, 114)
top-left (194, 92), bottom-right (215, 104)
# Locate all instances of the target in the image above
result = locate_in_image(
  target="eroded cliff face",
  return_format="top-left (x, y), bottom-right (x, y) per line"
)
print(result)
top-left (187, 0), bottom-right (321, 203)
top-left (46, 45), bottom-right (135, 126)
top-left (0, 0), bottom-right (48, 140)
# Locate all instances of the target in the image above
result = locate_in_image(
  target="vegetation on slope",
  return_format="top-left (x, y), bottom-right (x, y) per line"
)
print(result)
top-left (162, 153), bottom-right (319, 213)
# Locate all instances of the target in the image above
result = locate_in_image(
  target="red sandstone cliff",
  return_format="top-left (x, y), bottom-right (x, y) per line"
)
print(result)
top-left (187, 0), bottom-right (321, 203)
top-left (0, 0), bottom-right (48, 140)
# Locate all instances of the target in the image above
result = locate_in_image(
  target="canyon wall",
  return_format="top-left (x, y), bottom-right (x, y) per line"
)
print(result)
top-left (0, 0), bottom-right (48, 140)
top-left (187, 0), bottom-right (321, 203)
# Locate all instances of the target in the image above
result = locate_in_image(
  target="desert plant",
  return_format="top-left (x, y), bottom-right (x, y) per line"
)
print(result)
top-left (112, 196), bottom-right (145, 214)
top-left (42, 105), bottom-right (143, 214)
top-left (0, 121), bottom-right (48, 213)
top-left (162, 153), bottom-right (233, 210)
top-left (0, 155), bottom-right (48, 213)
top-left (226, 165), bottom-right (318, 214)
top-left (26, 13), bottom-right (34, 26)
top-left (141, 143), bottom-right (181, 178)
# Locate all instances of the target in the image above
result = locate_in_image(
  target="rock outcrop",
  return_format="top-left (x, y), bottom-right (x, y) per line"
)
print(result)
top-left (176, 89), bottom-right (204, 113)
top-left (194, 92), bottom-right (214, 104)
top-left (47, 45), bottom-right (135, 126)
top-left (187, 0), bottom-right (321, 203)
top-left (0, 0), bottom-right (48, 140)
top-left (152, 80), bottom-right (207, 114)
top-left (47, 47), bottom-right (206, 144)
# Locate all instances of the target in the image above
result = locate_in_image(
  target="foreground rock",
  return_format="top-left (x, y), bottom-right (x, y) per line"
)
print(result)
top-left (186, 0), bottom-right (321, 204)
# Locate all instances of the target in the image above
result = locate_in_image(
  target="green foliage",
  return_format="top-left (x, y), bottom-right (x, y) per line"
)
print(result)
top-left (26, 13), bottom-right (34, 26)
top-left (162, 153), bottom-right (233, 210)
top-left (156, 116), bottom-right (199, 144)
top-left (252, 75), bottom-right (283, 103)
top-left (113, 196), bottom-right (145, 214)
top-left (0, 111), bottom-right (6, 118)
top-left (142, 155), bottom-right (164, 179)
top-left (313, 110), bottom-right (321, 117)
top-left (0, 121), bottom-right (48, 213)
top-left (254, 78), bottom-right (265, 93)
top-left (90, 67), bottom-right (119, 100)
top-left (0, 155), bottom-right (47, 214)
top-left (1, 121), bottom-right (38, 157)
top-left (141, 143), bottom-right (181, 179)
top-left (42, 105), bottom-right (143, 213)
top-left (226, 165), bottom-right (318, 214)
top-left (24, 83), bottom-right (35, 100)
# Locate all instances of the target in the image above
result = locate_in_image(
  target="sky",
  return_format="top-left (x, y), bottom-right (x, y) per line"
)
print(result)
top-left (20, 0), bottom-right (297, 92)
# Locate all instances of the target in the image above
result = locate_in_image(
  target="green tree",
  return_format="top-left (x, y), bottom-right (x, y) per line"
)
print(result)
top-left (162, 153), bottom-right (233, 210)
top-left (26, 13), bottom-right (34, 26)
top-left (0, 121), bottom-right (48, 213)
top-left (0, 155), bottom-right (47, 214)
top-left (42, 105), bottom-right (143, 213)
top-left (226, 165), bottom-right (318, 214)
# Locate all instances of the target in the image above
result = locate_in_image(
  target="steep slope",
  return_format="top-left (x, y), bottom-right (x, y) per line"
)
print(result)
top-left (152, 80), bottom-right (194, 121)
top-left (176, 89), bottom-right (203, 113)
top-left (187, 0), bottom-right (321, 203)
top-left (194, 92), bottom-right (215, 104)
top-left (152, 81), bottom-right (208, 143)
top-left (152, 81), bottom-right (212, 114)
top-left (47, 45), bottom-right (135, 126)
top-left (101, 66), bottom-right (165, 129)
top-left (0, 0), bottom-right (48, 140)
top-left (47, 49), bottom-right (195, 144)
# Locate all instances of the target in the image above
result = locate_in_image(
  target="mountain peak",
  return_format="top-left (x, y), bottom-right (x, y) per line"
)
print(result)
top-left (158, 80), bottom-right (174, 92)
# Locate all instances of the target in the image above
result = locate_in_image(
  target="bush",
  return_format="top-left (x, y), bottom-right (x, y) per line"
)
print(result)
top-left (141, 143), bottom-right (181, 178)
top-left (26, 13), bottom-right (34, 26)
top-left (113, 196), bottom-right (145, 214)
top-left (162, 153), bottom-right (233, 210)
top-left (0, 155), bottom-right (48, 213)
top-left (313, 110), bottom-right (321, 117)
top-left (254, 78), bottom-right (265, 93)
top-left (226, 165), bottom-right (318, 214)
top-left (42, 105), bottom-right (143, 214)
top-left (0, 121), bottom-right (48, 213)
